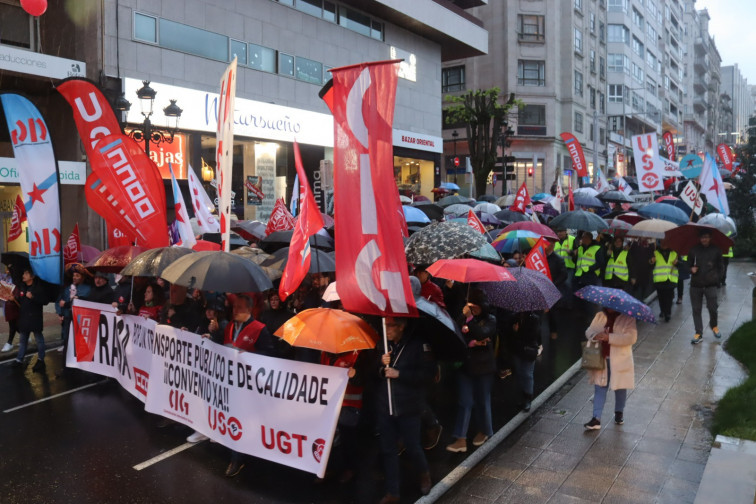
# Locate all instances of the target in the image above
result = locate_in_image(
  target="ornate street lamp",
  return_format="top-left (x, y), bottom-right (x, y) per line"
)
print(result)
top-left (120, 80), bottom-right (182, 157)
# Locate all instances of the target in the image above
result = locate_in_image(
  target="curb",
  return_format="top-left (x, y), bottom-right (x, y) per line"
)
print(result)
top-left (416, 290), bottom-right (659, 504)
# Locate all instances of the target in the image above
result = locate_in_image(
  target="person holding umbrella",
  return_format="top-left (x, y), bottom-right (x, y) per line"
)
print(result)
top-left (688, 230), bottom-right (724, 344)
top-left (12, 268), bottom-right (48, 371)
top-left (650, 239), bottom-right (678, 322)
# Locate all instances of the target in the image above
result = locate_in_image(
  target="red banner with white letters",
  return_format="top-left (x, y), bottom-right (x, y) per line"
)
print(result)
top-left (467, 209), bottom-right (486, 234)
top-left (265, 198), bottom-right (296, 235)
top-left (325, 60), bottom-right (416, 317)
top-left (560, 132), bottom-right (588, 178)
top-left (717, 143), bottom-right (734, 171)
top-left (632, 133), bottom-right (664, 192)
top-left (63, 223), bottom-right (81, 266)
top-left (663, 131), bottom-right (675, 162)
top-left (57, 78), bottom-right (122, 155)
top-left (8, 195), bottom-right (26, 242)
top-left (525, 236), bottom-right (551, 280)
top-left (510, 182), bottom-right (531, 213)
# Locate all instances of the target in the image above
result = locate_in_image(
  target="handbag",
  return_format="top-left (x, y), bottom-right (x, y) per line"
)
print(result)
top-left (581, 339), bottom-right (605, 370)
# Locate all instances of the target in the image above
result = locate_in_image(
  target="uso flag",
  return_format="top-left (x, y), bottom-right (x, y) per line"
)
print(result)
top-left (1, 93), bottom-right (61, 284)
top-left (323, 61), bottom-right (416, 317)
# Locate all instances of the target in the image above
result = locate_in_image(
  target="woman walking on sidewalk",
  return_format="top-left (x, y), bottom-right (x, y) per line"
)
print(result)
top-left (583, 307), bottom-right (637, 430)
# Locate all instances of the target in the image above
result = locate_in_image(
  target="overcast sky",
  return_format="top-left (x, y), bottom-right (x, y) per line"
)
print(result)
top-left (695, 0), bottom-right (756, 84)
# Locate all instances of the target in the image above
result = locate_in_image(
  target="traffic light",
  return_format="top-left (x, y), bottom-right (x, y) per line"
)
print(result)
top-left (504, 155), bottom-right (516, 180)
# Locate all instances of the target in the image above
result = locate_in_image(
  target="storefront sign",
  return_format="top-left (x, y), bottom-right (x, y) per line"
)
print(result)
top-left (392, 129), bottom-right (442, 153)
top-left (126, 131), bottom-right (187, 179)
top-left (0, 157), bottom-right (85, 185)
top-left (0, 44), bottom-right (85, 80)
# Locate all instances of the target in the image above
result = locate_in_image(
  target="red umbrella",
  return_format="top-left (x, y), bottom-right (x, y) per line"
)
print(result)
top-left (414, 195), bottom-right (431, 203)
top-left (192, 240), bottom-right (221, 251)
top-left (599, 218), bottom-right (633, 237)
top-left (86, 245), bottom-right (146, 273)
top-left (655, 195), bottom-right (678, 203)
top-left (664, 223), bottom-right (734, 255)
top-left (426, 258), bottom-right (515, 283)
top-left (501, 221), bottom-right (558, 240)
top-left (615, 212), bottom-right (646, 225)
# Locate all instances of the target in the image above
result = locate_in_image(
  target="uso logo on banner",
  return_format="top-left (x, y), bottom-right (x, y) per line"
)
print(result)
top-left (632, 133), bottom-right (664, 192)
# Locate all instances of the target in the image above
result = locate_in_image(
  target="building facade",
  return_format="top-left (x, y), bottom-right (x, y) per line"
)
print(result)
top-left (719, 64), bottom-right (753, 147)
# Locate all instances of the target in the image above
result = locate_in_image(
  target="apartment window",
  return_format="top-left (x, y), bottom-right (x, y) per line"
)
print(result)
top-left (632, 8), bottom-right (644, 29)
top-left (589, 86), bottom-right (596, 109)
top-left (608, 54), bottom-right (629, 73)
top-left (599, 22), bottom-right (605, 43)
top-left (599, 92), bottom-right (606, 113)
top-left (647, 0), bottom-right (658, 19)
top-left (599, 57), bottom-right (605, 79)
top-left (632, 62), bottom-right (644, 82)
top-left (442, 66), bottom-right (465, 92)
top-left (609, 84), bottom-right (624, 103)
top-left (590, 50), bottom-right (596, 73)
top-left (600, 128), bottom-right (606, 145)
top-left (590, 13), bottom-right (596, 33)
top-left (230, 39), bottom-right (247, 65)
top-left (323, 2), bottom-right (336, 22)
top-left (608, 24), bottom-right (629, 43)
top-left (575, 0), bottom-right (583, 10)
top-left (296, 0), bottom-right (323, 17)
top-left (632, 91), bottom-right (644, 111)
top-left (519, 104), bottom-right (546, 126)
top-left (646, 50), bottom-right (657, 70)
top-left (279, 52), bottom-right (295, 77)
top-left (159, 18), bottom-right (228, 61)
top-left (574, 70), bottom-right (583, 96)
top-left (632, 36), bottom-right (644, 57)
top-left (518, 14), bottom-right (545, 42)
top-left (574, 28), bottom-right (583, 53)
top-left (134, 13), bottom-right (157, 43)
top-left (590, 123), bottom-right (594, 141)
top-left (518, 60), bottom-right (545, 86)
top-left (647, 24), bottom-right (658, 43)
top-left (575, 112), bottom-right (584, 133)
top-left (608, 0), bottom-right (628, 12)
top-left (609, 116), bottom-right (622, 132)
top-left (646, 77), bottom-right (657, 97)
top-left (249, 43), bottom-right (276, 73)
top-left (296, 56), bottom-right (323, 84)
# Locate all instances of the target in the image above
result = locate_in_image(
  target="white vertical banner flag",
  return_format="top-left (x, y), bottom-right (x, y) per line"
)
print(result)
top-left (699, 153), bottom-right (730, 215)
top-left (551, 182), bottom-right (563, 212)
top-left (216, 57), bottom-right (238, 252)
top-left (632, 133), bottom-right (665, 193)
top-left (187, 166), bottom-right (220, 233)
top-left (169, 163), bottom-right (197, 248)
top-left (595, 168), bottom-right (611, 193)
top-left (679, 180), bottom-right (703, 215)
top-left (616, 177), bottom-right (632, 195)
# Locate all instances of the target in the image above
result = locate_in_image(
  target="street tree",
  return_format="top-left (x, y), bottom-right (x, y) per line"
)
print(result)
top-left (444, 88), bottom-right (519, 197)
top-left (731, 116), bottom-right (756, 257)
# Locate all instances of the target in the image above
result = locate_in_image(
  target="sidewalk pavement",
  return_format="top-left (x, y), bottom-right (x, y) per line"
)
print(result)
top-left (436, 259), bottom-right (755, 504)
top-left (0, 303), bottom-right (63, 358)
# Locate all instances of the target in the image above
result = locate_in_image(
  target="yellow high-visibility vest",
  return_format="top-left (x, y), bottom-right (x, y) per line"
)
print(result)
top-left (555, 235), bottom-right (576, 269)
top-left (604, 250), bottom-right (629, 281)
top-left (653, 250), bottom-right (679, 283)
top-left (575, 245), bottom-right (601, 277)
top-left (724, 247), bottom-right (733, 258)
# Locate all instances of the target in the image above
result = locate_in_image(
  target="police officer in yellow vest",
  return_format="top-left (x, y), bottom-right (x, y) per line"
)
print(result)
top-left (574, 232), bottom-right (605, 290)
top-left (650, 239), bottom-right (678, 322)
top-left (554, 230), bottom-right (576, 285)
top-left (604, 236), bottom-right (631, 292)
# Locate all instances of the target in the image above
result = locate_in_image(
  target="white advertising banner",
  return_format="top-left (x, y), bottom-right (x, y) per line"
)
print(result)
top-left (0, 44), bottom-right (86, 80)
top-left (0, 157), bottom-right (85, 185)
top-left (679, 180), bottom-right (703, 215)
top-left (631, 133), bottom-right (665, 193)
top-left (69, 301), bottom-right (348, 477)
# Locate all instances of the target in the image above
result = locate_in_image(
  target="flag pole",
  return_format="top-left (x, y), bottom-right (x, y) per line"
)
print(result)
top-left (382, 317), bottom-right (393, 416)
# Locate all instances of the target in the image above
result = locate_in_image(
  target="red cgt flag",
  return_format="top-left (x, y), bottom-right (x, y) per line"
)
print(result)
top-left (467, 209), bottom-right (486, 234)
top-left (265, 198), bottom-right (296, 235)
top-left (510, 182), bottom-right (530, 213)
top-left (323, 60), bottom-right (416, 317)
top-left (279, 142), bottom-right (325, 301)
top-left (63, 223), bottom-right (81, 266)
top-left (8, 194), bottom-right (26, 242)
top-left (525, 236), bottom-right (551, 280)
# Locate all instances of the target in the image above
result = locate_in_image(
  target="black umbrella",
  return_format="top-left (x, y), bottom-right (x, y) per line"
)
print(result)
top-left (493, 209), bottom-right (531, 224)
top-left (598, 190), bottom-right (634, 203)
top-left (405, 222), bottom-right (488, 265)
top-left (437, 195), bottom-right (474, 208)
top-left (549, 210), bottom-right (608, 232)
top-left (161, 251), bottom-right (273, 293)
top-left (201, 232), bottom-right (248, 249)
top-left (411, 297), bottom-right (466, 360)
top-left (231, 220), bottom-right (267, 241)
top-left (259, 230), bottom-right (334, 253)
top-left (477, 195), bottom-right (498, 203)
top-left (120, 247), bottom-right (195, 277)
top-left (573, 193), bottom-right (606, 209)
top-left (1, 252), bottom-right (30, 285)
top-left (411, 203), bottom-right (445, 221)
top-left (261, 247), bottom-right (336, 273)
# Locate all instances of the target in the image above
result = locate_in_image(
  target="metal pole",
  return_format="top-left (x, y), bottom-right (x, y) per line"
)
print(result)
top-left (143, 117), bottom-right (151, 158)
top-left (382, 318), bottom-right (393, 416)
top-left (623, 89), bottom-right (627, 178)
top-left (593, 110), bottom-right (599, 183)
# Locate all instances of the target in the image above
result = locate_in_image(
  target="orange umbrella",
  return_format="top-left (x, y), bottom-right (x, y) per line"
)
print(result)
top-left (192, 240), bottom-right (221, 251)
top-left (274, 308), bottom-right (378, 354)
top-left (86, 245), bottom-right (146, 273)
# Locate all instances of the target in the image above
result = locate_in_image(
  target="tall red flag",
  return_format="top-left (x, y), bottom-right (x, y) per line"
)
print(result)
top-left (663, 131), bottom-right (676, 162)
top-left (8, 195), bottom-right (26, 242)
top-left (560, 132), bottom-right (588, 178)
top-left (63, 223), bottom-right (81, 265)
top-left (525, 236), bottom-right (552, 280)
top-left (466, 209), bottom-right (486, 234)
top-left (265, 198), bottom-right (296, 235)
top-left (279, 142), bottom-right (326, 301)
top-left (510, 182), bottom-right (531, 213)
top-left (568, 180), bottom-right (575, 211)
top-left (325, 60), bottom-right (416, 317)
top-left (717, 143), bottom-right (734, 171)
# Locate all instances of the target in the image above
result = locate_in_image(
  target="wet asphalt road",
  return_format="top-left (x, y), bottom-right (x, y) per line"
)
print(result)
top-left (0, 303), bottom-right (599, 504)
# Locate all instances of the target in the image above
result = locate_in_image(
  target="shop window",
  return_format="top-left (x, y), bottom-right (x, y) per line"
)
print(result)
top-left (279, 53), bottom-right (295, 77)
top-left (133, 13), bottom-right (157, 44)
top-left (159, 18), bottom-right (228, 62)
top-left (296, 56), bottom-right (322, 84)
top-left (249, 43), bottom-right (276, 73)
top-left (0, 4), bottom-right (32, 49)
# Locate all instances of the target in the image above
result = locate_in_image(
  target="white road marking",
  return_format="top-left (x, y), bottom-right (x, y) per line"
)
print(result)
top-left (133, 442), bottom-right (200, 471)
top-left (3, 380), bottom-right (107, 413)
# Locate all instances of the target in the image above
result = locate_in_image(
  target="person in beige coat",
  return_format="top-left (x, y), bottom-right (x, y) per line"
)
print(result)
top-left (583, 308), bottom-right (637, 430)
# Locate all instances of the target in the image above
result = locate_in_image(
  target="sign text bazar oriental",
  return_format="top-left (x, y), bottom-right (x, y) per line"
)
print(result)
top-left (68, 300), bottom-right (348, 477)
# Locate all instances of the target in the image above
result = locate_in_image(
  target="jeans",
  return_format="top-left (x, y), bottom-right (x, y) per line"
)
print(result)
top-left (16, 331), bottom-right (45, 362)
top-left (677, 279), bottom-right (684, 300)
top-left (376, 412), bottom-right (428, 496)
top-left (690, 285), bottom-right (718, 334)
top-left (452, 372), bottom-right (494, 439)
top-left (512, 354), bottom-right (535, 397)
top-left (593, 358), bottom-right (627, 419)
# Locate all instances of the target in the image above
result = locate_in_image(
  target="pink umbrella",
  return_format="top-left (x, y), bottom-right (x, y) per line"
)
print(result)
top-left (80, 245), bottom-right (101, 263)
top-left (501, 221), bottom-right (558, 240)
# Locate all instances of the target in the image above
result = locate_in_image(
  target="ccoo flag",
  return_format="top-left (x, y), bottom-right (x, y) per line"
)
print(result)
top-left (8, 194), bottom-right (27, 242)
top-left (1, 93), bottom-right (62, 284)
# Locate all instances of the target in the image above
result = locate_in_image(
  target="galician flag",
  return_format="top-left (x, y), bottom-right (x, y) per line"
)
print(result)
top-left (699, 153), bottom-right (729, 215)
top-left (188, 165), bottom-right (220, 234)
top-left (279, 142), bottom-right (325, 301)
top-left (616, 177), bottom-right (632, 195)
top-left (595, 168), bottom-right (611, 193)
top-left (169, 163), bottom-right (196, 248)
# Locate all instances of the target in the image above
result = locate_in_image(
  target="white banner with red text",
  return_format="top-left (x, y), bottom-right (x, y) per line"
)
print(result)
top-left (68, 300), bottom-right (348, 477)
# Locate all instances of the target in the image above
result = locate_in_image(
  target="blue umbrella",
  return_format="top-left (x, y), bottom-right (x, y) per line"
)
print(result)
top-left (573, 193), bottom-right (606, 209)
top-left (440, 181), bottom-right (460, 191)
top-left (574, 286), bottom-right (656, 324)
top-left (403, 205), bottom-right (431, 224)
top-left (658, 198), bottom-right (694, 216)
top-left (478, 267), bottom-right (561, 312)
top-left (532, 192), bottom-right (551, 202)
top-left (637, 202), bottom-right (689, 225)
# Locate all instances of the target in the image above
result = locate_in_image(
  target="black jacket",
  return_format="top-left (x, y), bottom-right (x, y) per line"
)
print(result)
top-left (373, 333), bottom-right (434, 417)
top-left (506, 312), bottom-right (542, 360)
top-left (161, 299), bottom-right (202, 331)
top-left (687, 244), bottom-right (724, 288)
top-left (87, 284), bottom-right (115, 305)
top-left (17, 279), bottom-right (47, 333)
top-left (457, 311), bottom-right (497, 375)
